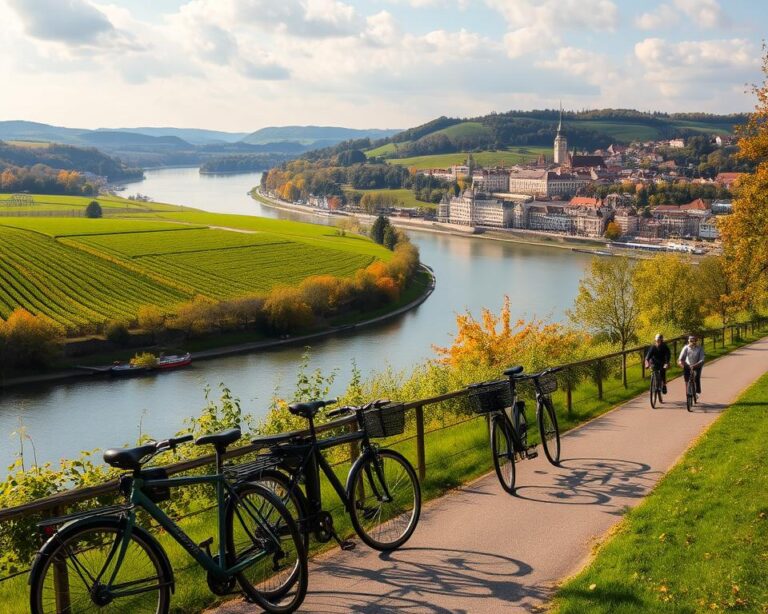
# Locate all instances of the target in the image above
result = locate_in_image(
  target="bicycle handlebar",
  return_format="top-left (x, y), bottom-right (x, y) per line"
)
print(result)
top-left (324, 398), bottom-right (391, 419)
top-left (155, 434), bottom-right (193, 452)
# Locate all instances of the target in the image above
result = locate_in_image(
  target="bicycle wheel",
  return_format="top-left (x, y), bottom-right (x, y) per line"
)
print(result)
top-left (491, 415), bottom-right (516, 494)
top-left (225, 483), bottom-right (307, 614)
top-left (29, 518), bottom-right (170, 614)
top-left (537, 396), bottom-right (561, 465)
top-left (255, 468), bottom-right (310, 550)
top-left (649, 372), bottom-right (657, 409)
top-left (347, 448), bottom-right (421, 551)
top-left (686, 382), bottom-right (693, 412)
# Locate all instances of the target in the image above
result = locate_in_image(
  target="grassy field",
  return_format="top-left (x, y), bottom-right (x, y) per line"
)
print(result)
top-left (0, 193), bottom-right (181, 213)
top-left (366, 142), bottom-right (400, 158)
top-left (553, 370), bottom-right (768, 614)
top-left (0, 205), bottom-right (392, 329)
top-left (343, 187), bottom-right (432, 210)
top-left (386, 147), bottom-right (549, 169)
top-left (433, 121), bottom-right (491, 140)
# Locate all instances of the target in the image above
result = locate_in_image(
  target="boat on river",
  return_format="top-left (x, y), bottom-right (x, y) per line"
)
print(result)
top-left (107, 352), bottom-right (192, 376)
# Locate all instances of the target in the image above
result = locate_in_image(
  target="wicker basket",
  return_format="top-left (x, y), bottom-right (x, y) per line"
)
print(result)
top-left (536, 373), bottom-right (558, 395)
top-left (467, 381), bottom-right (513, 414)
top-left (362, 403), bottom-right (405, 438)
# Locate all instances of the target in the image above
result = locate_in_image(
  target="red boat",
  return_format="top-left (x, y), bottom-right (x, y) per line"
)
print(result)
top-left (156, 352), bottom-right (193, 370)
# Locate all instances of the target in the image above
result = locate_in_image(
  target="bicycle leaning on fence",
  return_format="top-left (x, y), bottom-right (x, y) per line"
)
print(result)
top-left (244, 398), bottom-right (422, 555)
top-left (28, 429), bottom-right (308, 614)
top-left (467, 366), bottom-right (562, 494)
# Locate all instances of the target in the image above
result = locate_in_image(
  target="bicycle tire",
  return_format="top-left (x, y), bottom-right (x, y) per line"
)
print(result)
top-left (347, 448), bottom-right (421, 551)
top-left (649, 372), bottom-right (657, 409)
top-left (537, 396), bottom-right (561, 465)
top-left (255, 468), bottom-right (310, 550)
top-left (225, 482), bottom-right (307, 614)
top-left (686, 381), bottom-right (693, 412)
top-left (29, 517), bottom-right (171, 614)
top-left (491, 415), bottom-right (516, 494)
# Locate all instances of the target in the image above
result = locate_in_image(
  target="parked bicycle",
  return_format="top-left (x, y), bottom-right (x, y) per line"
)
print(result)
top-left (467, 366), bottom-right (561, 494)
top-left (649, 366), bottom-right (665, 408)
top-left (246, 398), bottom-right (421, 554)
top-left (29, 429), bottom-right (307, 614)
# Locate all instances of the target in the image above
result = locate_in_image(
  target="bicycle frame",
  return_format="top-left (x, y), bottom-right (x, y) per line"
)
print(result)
top-left (273, 422), bottom-right (393, 528)
top-left (100, 470), bottom-right (276, 599)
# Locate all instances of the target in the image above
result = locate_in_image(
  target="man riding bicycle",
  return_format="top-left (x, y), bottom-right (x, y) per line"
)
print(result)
top-left (678, 335), bottom-right (705, 396)
top-left (644, 333), bottom-right (671, 394)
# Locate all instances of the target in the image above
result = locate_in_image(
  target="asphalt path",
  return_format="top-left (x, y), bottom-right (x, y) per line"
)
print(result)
top-left (210, 337), bottom-right (768, 613)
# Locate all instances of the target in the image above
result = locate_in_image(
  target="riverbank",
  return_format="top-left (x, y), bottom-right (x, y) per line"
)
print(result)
top-left (252, 188), bottom-right (632, 256)
top-left (0, 266), bottom-right (435, 391)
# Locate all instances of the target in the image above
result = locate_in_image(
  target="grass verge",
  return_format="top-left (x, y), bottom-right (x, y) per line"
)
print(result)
top-left (551, 371), bottom-right (768, 613)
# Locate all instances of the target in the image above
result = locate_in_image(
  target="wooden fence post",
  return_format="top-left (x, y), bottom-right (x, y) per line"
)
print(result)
top-left (621, 351), bottom-right (628, 389)
top-left (566, 372), bottom-right (573, 418)
top-left (50, 506), bottom-right (71, 612)
top-left (640, 351), bottom-right (646, 380)
top-left (415, 404), bottom-right (426, 483)
top-left (596, 360), bottom-right (604, 400)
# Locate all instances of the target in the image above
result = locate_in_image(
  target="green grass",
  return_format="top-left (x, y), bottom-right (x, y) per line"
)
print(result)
top-left (433, 121), bottom-right (492, 140)
top-left (387, 147), bottom-right (549, 169)
top-left (552, 371), bottom-right (768, 614)
top-left (343, 188), bottom-right (429, 210)
top-left (366, 142), bottom-right (400, 158)
top-left (0, 193), bottom-right (181, 212)
top-left (0, 218), bottom-right (202, 237)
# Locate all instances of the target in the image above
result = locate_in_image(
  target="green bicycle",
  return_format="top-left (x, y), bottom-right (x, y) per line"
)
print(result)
top-left (29, 428), bottom-right (307, 613)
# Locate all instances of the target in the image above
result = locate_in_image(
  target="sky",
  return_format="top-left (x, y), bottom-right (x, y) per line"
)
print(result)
top-left (0, 0), bottom-right (765, 132)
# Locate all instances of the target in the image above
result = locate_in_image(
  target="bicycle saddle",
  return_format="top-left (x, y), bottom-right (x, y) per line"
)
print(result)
top-left (251, 431), bottom-right (302, 449)
top-left (504, 365), bottom-right (524, 377)
top-left (195, 428), bottom-right (241, 450)
top-left (288, 399), bottom-right (334, 418)
top-left (104, 444), bottom-right (157, 471)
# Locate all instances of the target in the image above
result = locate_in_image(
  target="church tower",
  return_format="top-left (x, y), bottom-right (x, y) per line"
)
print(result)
top-left (554, 104), bottom-right (568, 165)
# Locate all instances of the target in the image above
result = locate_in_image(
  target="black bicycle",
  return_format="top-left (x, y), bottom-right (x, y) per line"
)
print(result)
top-left (467, 366), bottom-right (561, 494)
top-left (685, 369), bottom-right (699, 412)
top-left (29, 429), bottom-right (307, 614)
top-left (246, 398), bottom-right (421, 554)
top-left (649, 367), bottom-right (665, 408)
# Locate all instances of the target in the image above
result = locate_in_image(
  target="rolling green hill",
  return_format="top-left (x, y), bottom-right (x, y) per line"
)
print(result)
top-left (0, 208), bottom-right (390, 331)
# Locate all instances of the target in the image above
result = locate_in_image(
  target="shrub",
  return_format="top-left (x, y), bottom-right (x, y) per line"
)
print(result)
top-left (263, 286), bottom-right (314, 332)
top-left (85, 200), bottom-right (102, 218)
top-left (0, 309), bottom-right (64, 369)
top-left (104, 319), bottom-right (130, 346)
top-left (130, 352), bottom-right (158, 368)
top-left (137, 305), bottom-right (166, 337)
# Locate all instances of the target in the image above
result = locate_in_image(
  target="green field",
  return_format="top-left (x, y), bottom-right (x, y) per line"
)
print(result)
top-left (553, 370), bottom-right (768, 613)
top-left (0, 205), bottom-right (391, 330)
top-left (0, 193), bottom-right (181, 214)
top-left (386, 147), bottom-right (549, 169)
top-left (366, 142), bottom-right (400, 158)
top-left (343, 187), bottom-right (430, 210)
top-left (433, 121), bottom-right (491, 140)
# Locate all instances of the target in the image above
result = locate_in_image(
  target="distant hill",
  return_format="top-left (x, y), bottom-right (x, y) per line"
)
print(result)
top-left (104, 127), bottom-right (249, 145)
top-left (367, 109), bottom-right (748, 160)
top-left (242, 125), bottom-right (400, 146)
top-left (79, 131), bottom-right (193, 150)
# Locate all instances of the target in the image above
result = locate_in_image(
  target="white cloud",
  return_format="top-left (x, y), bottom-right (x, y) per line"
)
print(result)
top-left (486, 0), bottom-right (618, 33)
top-left (6, 0), bottom-right (114, 44)
top-left (635, 4), bottom-right (679, 30)
top-left (536, 47), bottom-right (618, 85)
top-left (634, 37), bottom-right (756, 97)
top-left (673, 0), bottom-right (724, 29)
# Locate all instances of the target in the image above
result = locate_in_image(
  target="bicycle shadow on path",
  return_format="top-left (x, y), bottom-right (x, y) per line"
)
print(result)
top-left (298, 546), bottom-right (548, 613)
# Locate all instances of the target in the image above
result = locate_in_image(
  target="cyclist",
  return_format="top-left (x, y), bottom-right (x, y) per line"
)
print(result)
top-left (678, 334), bottom-right (705, 396)
top-left (644, 333), bottom-right (671, 394)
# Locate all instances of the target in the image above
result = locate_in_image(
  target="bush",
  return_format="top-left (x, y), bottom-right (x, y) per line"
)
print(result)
top-left (0, 309), bottom-right (64, 369)
top-left (104, 319), bottom-right (130, 346)
top-left (137, 305), bottom-right (166, 338)
top-left (263, 287), bottom-right (314, 333)
top-left (85, 200), bottom-right (102, 218)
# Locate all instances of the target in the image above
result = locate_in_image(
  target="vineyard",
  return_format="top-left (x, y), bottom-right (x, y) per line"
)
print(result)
top-left (0, 214), bottom-right (388, 331)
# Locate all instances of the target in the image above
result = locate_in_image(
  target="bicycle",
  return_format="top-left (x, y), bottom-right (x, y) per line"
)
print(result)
top-left (467, 366), bottom-right (561, 494)
top-left (649, 366), bottom-right (665, 408)
top-left (685, 368), bottom-right (699, 412)
top-left (29, 428), bottom-right (307, 614)
top-left (246, 398), bottom-right (421, 553)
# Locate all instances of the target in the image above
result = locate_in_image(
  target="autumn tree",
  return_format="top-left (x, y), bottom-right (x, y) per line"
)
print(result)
top-left (719, 45), bottom-right (768, 310)
top-left (0, 309), bottom-right (64, 369)
top-left (569, 257), bottom-right (639, 387)
top-left (263, 287), bottom-right (314, 333)
top-left (604, 221), bottom-right (621, 241)
top-left (697, 256), bottom-right (740, 330)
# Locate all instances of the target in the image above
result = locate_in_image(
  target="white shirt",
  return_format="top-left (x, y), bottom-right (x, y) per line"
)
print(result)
top-left (679, 343), bottom-right (704, 367)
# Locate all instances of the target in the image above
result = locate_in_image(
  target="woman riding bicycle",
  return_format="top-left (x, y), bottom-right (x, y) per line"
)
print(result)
top-left (678, 335), bottom-right (705, 397)
top-left (644, 333), bottom-right (671, 394)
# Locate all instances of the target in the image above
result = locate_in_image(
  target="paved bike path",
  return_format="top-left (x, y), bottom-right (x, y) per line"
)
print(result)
top-left (211, 337), bottom-right (768, 613)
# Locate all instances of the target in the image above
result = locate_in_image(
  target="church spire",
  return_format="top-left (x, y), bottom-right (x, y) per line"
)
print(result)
top-left (557, 101), bottom-right (563, 134)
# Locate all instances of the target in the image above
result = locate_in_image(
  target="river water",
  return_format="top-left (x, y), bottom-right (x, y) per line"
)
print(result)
top-left (0, 168), bottom-right (592, 471)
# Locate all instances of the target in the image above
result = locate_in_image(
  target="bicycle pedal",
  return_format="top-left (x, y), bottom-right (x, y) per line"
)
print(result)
top-left (525, 450), bottom-right (539, 460)
top-left (340, 540), bottom-right (356, 551)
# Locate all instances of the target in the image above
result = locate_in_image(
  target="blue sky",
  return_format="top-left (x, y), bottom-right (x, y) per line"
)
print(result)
top-left (0, 0), bottom-right (764, 131)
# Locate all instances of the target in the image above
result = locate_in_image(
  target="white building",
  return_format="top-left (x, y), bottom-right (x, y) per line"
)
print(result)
top-left (472, 169), bottom-right (509, 193)
top-left (554, 106), bottom-right (568, 165)
top-left (699, 216), bottom-right (720, 240)
top-left (528, 204), bottom-right (572, 233)
top-left (447, 190), bottom-right (514, 228)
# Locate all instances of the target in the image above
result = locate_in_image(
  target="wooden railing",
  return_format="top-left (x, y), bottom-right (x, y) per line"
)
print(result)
top-left (0, 317), bottom-right (764, 579)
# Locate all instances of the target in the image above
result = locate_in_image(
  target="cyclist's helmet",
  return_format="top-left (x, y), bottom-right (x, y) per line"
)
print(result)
top-left (655, 333), bottom-right (663, 341)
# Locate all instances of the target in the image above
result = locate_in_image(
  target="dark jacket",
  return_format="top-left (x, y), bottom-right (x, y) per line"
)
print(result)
top-left (645, 342), bottom-right (671, 368)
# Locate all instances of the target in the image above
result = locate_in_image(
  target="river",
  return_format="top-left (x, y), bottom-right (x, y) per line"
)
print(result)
top-left (0, 168), bottom-right (593, 471)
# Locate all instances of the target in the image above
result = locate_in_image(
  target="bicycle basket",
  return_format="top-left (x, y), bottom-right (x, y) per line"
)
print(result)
top-left (467, 381), bottom-right (513, 414)
top-left (537, 373), bottom-right (558, 395)
top-left (362, 403), bottom-right (405, 438)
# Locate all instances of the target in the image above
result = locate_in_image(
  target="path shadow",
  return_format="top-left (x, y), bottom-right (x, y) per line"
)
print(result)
top-left (513, 457), bottom-right (660, 516)
top-left (307, 547), bottom-right (549, 612)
